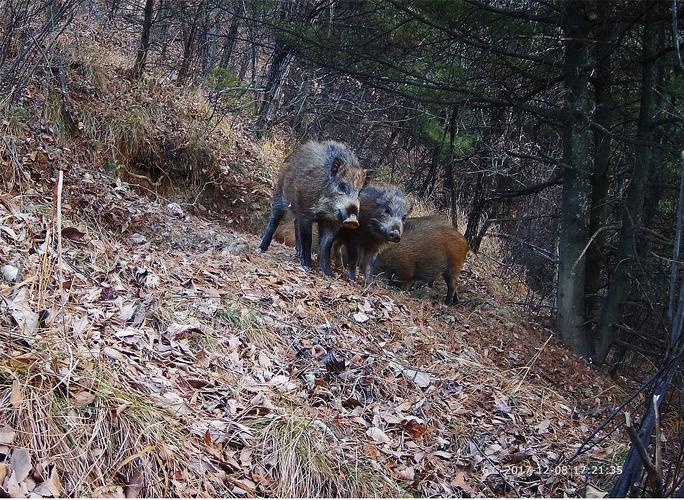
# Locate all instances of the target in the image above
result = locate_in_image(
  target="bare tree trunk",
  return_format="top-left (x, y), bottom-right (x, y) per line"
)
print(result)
top-left (594, 20), bottom-right (658, 364)
top-left (585, 0), bottom-right (614, 326)
top-left (256, 45), bottom-right (293, 135)
top-left (177, 0), bottom-right (205, 85)
top-left (465, 171), bottom-right (487, 250)
top-left (446, 107), bottom-right (459, 227)
top-left (132, 0), bottom-right (155, 80)
top-left (219, 12), bottom-right (239, 69)
top-left (556, 0), bottom-right (593, 359)
top-left (291, 80), bottom-right (311, 136)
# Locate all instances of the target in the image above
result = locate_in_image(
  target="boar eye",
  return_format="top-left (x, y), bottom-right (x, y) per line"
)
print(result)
top-left (385, 207), bottom-right (391, 215)
top-left (338, 182), bottom-right (349, 194)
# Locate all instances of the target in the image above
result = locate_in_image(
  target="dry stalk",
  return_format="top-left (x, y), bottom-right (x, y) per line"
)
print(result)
top-left (512, 333), bottom-right (554, 394)
top-left (56, 169), bottom-right (64, 291)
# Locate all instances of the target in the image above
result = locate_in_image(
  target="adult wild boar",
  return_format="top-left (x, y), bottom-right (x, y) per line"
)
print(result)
top-left (259, 140), bottom-right (366, 275)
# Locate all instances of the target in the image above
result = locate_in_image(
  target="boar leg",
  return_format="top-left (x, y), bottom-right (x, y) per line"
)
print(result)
top-left (331, 239), bottom-right (343, 268)
top-left (317, 222), bottom-right (336, 276)
top-left (297, 217), bottom-right (314, 270)
top-left (259, 195), bottom-right (285, 252)
top-left (444, 270), bottom-right (459, 305)
top-left (362, 252), bottom-right (377, 286)
top-left (345, 244), bottom-right (359, 282)
top-left (294, 221), bottom-right (301, 257)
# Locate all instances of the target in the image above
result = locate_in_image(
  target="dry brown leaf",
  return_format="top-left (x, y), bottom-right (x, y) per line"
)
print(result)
top-left (535, 419), bottom-right (551, 433)
top-left (353, 311), bottom-right (369, 323)
top-left (72, 390), bottom-right (97, 407)
top-left (72, 316), bottom-right (90, 336)
top-left (400, 416), bottom-right (427, 438)
top-left (0, 463), bottom-right (8, 485)
top-left (4, 288), bottom-right (38, 335)
top-left (432, 450), bottom-right (453, 460)
top-left (103, 346), bottom-right (124, 361)
top-left (403, 368), bottom-right (431, 388)
top-left (62, 226), bottom-right (86, 241)
top-left (5, 471), bottom-right (28, 497)
top-left (586, 485), bottom-right (608, 498)
top-left (32, 465), bottom-right (62, 497)
top-left (161, 392), bottom-right (192, 415)
top-left (451, 471), bottom-right (476, 495)
top-left (92, 485), bottom-right (126, 498)
top-left (394, 466), bottom-right (415, 481)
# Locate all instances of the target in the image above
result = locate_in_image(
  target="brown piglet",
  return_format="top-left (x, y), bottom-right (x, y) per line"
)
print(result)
top-left (376, 217), bottom-right (468, 304)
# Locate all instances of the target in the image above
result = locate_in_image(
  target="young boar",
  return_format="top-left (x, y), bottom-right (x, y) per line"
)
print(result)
top-left (333, 185), bottom-right (410, 283)
top-left (273, 213), bottom-right (319, 252)
top-left (376, 217), bottom-right (468, 304)
top-left (259, 140), bottom-right (366, 275)
top-left (273, 216), bottom-right (297, 247)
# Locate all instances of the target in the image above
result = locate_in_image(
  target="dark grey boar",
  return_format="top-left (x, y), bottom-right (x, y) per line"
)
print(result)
top-left (258, 140), bottom-right (366, 275)
top-left (332, 185), bottom-right (410, 283)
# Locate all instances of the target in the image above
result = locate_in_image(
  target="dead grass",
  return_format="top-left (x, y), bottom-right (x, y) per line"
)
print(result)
top-left (0, 15), bottom-right (632, 498)
top-left (253, 411), bottom-right (399, 497)
top-left (0, 342), bottom-right (224, 497)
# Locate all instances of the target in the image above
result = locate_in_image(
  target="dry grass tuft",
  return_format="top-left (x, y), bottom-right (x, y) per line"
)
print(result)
top-left (0, 341), bottom-right (221, 497)
top-left (253, 411), bottom-right (400, 497)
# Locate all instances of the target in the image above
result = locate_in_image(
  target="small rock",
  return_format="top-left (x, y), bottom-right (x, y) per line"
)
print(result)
top-left (167, 202), bottom-right (185, 218)
top-left (1, 264), bottom-right (19, 283)
top-left (130, 233), bottom-right (147, 245)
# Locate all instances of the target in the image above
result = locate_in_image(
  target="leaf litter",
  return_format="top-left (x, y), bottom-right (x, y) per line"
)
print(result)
top-left (0, 30), bottom-right (627, 493)
top-left (0, 167), bottom-right (627, 497)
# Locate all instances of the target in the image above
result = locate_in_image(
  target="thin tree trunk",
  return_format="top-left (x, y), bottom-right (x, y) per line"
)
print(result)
top-left (594, 20), bottom-right (658, 364)
top-left (132, 0), bottom-right (155, 80)
top-left (256, 46), bottom-right (293, 135)
top-left (177, 0), bottom-right (205, 85)
top-left (556, 0), bottom-right (593, 358)
top-left (291, 80), bottom-right (314, 138)
top-left (465, 171), bottom-right (486, 250)
top-left (447, 107), bottom-right (458, 227)
top-left (219, 13), bottom-right (239, 69)
top-left (585, 0), bottom-right (614, 326)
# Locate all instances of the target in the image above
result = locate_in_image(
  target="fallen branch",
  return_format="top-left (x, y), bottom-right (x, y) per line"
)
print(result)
top-left (624, 412), bottom-right (664, 496)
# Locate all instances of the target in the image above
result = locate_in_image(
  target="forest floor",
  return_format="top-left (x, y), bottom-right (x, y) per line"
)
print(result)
top-left (0, 15), bottom-right (633, 499)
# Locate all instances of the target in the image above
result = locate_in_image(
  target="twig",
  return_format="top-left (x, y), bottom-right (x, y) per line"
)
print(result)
top-left (55, 169), bottom-right (64, 290)
top-left (512, 333), bottom-right (553, 394)
top-left (653, 395), bottom-right (662, 492)
top-left (571, 224), bottom-right (618, 273)
top-left (624, 412), bottom-right (664, 496)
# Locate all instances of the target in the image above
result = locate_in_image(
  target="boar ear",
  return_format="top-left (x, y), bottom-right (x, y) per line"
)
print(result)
top-left (331, 156), bottom-right (343, 176)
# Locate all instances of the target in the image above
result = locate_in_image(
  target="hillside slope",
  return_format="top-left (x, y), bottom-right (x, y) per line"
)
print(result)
top-left (1, 161), bottom-right (626, 497)
top-left (0, 18), bottom-right (627, 498)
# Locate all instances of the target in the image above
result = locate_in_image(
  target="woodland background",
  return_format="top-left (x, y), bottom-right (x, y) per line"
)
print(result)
top-left (1, 0), bottom-right (684, 497)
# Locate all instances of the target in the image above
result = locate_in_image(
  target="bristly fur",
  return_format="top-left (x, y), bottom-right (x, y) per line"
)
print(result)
top-left (376, 217), bottom-right (468, 304)
top-left (333, 184), bottom-right (410, 283)
top-left (259, 140), bottom-right (366, 275)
